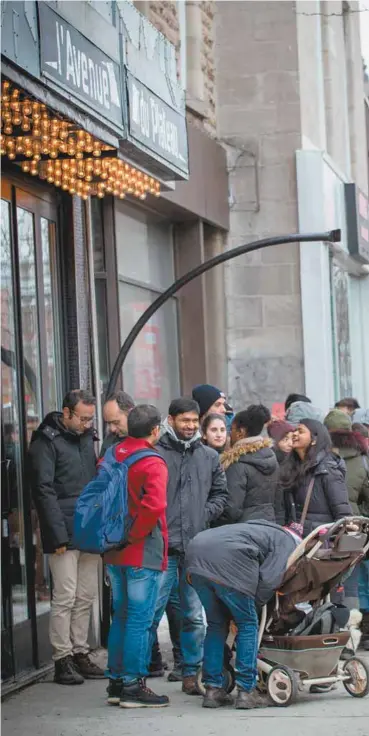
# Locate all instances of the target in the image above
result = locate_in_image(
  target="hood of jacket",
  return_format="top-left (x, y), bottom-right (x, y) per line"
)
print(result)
top-left (221, 437), bottom-right (276, 474)
top-left (31, 411), bottom-right (96, 443)
top-left (159, 418), bottom-right (202, 452)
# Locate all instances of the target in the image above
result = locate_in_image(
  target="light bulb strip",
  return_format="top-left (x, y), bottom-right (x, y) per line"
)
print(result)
top-left (1, 80), bottom-right (161, 201)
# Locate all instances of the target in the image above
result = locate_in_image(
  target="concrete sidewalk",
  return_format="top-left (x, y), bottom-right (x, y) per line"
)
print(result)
top-left (2, 621), bottom-right (369, 736)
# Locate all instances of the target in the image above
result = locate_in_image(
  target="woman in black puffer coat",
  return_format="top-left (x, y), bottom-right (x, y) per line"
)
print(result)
top-left (280, 418), bottom-right (352, 537)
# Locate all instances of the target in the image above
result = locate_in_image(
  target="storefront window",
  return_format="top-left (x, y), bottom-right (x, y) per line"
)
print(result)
top-left (115, 202), bottom-right (180, 415)
top-left (41, 218), bottom-right (61, 413)
top-left (1, 201), bottom-right (28, 626)
top-left (119, 283), bottom-right (180, 413)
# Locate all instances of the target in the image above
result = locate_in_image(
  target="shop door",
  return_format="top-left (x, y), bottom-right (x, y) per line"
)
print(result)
top-left (1, 178), bottom-right (63, 681)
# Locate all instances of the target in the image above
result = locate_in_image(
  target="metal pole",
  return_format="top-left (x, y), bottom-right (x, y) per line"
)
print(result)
top-left (106, 229), bottom-right (341, 396)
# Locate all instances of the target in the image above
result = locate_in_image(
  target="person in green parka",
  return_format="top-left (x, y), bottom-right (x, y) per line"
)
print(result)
top-left (324, 409), bottom-right (369, 515)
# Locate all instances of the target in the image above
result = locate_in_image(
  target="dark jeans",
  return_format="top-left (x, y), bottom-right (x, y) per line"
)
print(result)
top-left (149, 554), bottom-right (205, 676)
top-left (191, 573), bottom-right (258, 692)
top-left (106, 564), bottom-right (161, 683)
top-left (151, 578), bottom-right (182, 666)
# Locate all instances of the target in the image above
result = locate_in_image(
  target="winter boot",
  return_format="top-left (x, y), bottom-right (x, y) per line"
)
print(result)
top-left (107, 678), bottom-right (123, 705)
top-left (119, 679), bottom-right (170, 708)
top-left (73, 653), bottom-right (105, 679)
top-left (203, 686), bottom-right (233, 709)
top-left (54, 655), bottom-right (84, 685)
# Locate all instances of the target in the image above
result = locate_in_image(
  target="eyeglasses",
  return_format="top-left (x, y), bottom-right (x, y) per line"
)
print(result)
top-left (71, 410), bottom-right (95, 425)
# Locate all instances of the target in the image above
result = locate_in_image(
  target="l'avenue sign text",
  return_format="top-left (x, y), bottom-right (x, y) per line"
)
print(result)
top-left (38, 4), bottom-right (123, 130)
top-left (126, 73), bottom-right (189, 177)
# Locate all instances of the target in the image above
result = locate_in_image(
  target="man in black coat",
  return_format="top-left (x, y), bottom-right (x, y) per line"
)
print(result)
top-left (150, 397), bottom-right (228, 695)
top-left (28, 389), bottom-right (104, 685)
top-left (186, 521), bottom-right (299, 709)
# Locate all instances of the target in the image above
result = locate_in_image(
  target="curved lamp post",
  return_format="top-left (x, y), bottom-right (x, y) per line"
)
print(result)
top-left (106, 229), bottom-right (341, 396)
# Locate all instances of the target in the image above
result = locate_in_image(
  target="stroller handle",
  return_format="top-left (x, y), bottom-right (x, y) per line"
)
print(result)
top-left (287, 516), bottom-right (369, 568)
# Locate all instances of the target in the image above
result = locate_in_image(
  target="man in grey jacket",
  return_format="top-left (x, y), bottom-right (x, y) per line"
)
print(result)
top-left (186, 521), bottom-right (299, 709)
top-left (151, 397), bottom-right (228, 695)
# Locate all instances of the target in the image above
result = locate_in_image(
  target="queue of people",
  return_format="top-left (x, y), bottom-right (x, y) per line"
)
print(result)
top-left (27, 385), bottom-right (369, 709)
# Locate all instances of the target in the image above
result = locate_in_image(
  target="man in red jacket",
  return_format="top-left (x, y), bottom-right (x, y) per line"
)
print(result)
top-left (104, 404), bottom-right (169, 709)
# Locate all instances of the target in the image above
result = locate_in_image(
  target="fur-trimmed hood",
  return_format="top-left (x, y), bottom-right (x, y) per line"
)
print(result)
top-left (221, 437), bottom-right (276, 474)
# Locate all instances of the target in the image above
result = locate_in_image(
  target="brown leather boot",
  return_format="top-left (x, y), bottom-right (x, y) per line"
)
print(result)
top-left (182, 675), bottom-right (200, 695)
top-left (203, 687), bottom-right (233, 709)
top-left (235, 688), bottom-right (270, 709)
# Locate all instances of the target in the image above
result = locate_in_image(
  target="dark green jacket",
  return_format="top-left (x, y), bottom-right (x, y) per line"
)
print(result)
top-left (336, 447), bottom-right (369, 515)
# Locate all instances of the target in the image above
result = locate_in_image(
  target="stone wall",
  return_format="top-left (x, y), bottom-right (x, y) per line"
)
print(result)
top-left (215, 1), bottom-right (305, 410)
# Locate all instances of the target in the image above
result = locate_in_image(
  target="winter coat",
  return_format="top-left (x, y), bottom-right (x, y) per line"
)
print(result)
top-left (219, 438), bottom-right (279, 524)
top-left (185, 520), bottom-right (298, 606)
top-left (335, 447), bottom-right (369, 515)
top-left (156, 431), bottom-right (228, 553)
top-left (286, 451), bottom-right (352, 536)
top-left (104, 437), bottom-right (168, 571)
top-left (28, 412), bottom-right (97, 553)
top-left (99, 432), bottom-right (120, 458)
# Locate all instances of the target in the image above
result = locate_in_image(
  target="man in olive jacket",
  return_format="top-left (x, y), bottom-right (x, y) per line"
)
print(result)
top-left (28, 390), bottom-right (103, 685)
top-left (151, 397), bottom-right (228, 695)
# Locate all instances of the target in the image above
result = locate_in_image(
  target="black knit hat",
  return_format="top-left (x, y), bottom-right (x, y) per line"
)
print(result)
top-left (192, 384), bottom-right (225, 418)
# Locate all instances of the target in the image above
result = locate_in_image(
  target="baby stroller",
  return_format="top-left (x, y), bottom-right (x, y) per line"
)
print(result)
top-left (196, 517), bottom-right (369, 705)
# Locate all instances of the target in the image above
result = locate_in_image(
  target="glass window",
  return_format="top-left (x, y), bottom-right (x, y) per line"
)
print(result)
top-left (115, 203), bottom-right (175, 290)
top-left (95, 279), bottom-right (109, 393)
top-left (41, 218), bottom-right (61, 413)
top-left (331, 260), bottom-right (353, 397)
top-left (17, 208), bottom-right (43, 442)
top-left (1, 200), bottom-right (28, 625)
top-left (119, 282), bottom-right (180, 415)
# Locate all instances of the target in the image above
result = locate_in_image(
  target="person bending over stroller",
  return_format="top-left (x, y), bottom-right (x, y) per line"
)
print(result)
top-left (185, 520), bottom-right (300, 709)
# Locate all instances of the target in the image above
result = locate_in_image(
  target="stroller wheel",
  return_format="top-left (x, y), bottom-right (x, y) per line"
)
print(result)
top-left (267, 665), bottom-right (298, 707)
top-left (342, 657), bottom-right (369, 698)
top-left (195, 665), bottom-right (236, 696)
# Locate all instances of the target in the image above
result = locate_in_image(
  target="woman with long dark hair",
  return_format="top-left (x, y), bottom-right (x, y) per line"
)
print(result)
top-left (280, 418), bottom-right (352, 536)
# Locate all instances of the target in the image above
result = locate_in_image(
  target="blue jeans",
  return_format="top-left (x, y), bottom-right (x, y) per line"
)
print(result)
top-left (150, 555), bottom-right (204, 676)
top-left (106, 565), bottom-right (161, 683)
top-left (359, 560), bottom-right (369, 611)
top-left (191, 573), bottom-right (258, 692)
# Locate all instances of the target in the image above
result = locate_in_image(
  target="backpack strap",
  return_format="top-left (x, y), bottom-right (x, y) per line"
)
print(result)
top-left (121, 449), bottom-right (162, 469)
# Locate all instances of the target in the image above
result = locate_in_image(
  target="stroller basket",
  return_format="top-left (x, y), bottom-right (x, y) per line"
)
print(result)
top-left (259, 632), bottom-right (350, 678)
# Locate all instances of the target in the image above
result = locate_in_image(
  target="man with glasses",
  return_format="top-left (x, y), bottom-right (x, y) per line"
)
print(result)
top-left (29, 389), bottom-right (105, 685)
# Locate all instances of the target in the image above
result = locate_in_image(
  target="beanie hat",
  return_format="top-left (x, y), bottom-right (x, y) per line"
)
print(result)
top-left (352, 408), bottom-right (369, 427)
top-left (267, 420), bottom-right (295, 444)
top-left (324, 409), bottom-right (352, 432)
top-left (286, 401), bottom-right (324, 426)
top-left (192, 384), bottom-right (224, 418)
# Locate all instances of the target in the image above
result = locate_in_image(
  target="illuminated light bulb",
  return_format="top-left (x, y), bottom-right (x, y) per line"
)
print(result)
top-left (30, 166), bottom-right (39, 176)
top-left (16, 139), bottom-right (24, 154)
top-left (4, 124), bottom-right (13, 135)
top-left (139, 193), bottom-right (146, 200)
top-left (22, 100), bottom-right (32, 116)
top-left (47, 175), bottom-right (54, 184)
top-left (2, 80), bottom-right (10, 91)
top-left (75, 151), bottom-right (84, 160)
top-left (8, 151), bottom-right (16, 160)
top-left (32, 128), bottom-right (41, 138)
top-left (33, 154), bottom-right (41, 162)
top-left (12, 115), bottom-right (22, 127)
top-left (11, 88), bottom-right (20, 99)
top-left (92, 148), bottom-right (101, 157)
top-left (97, 191), bottom-right (105, 198)
top-left (22, 162), bottom-right (30, 172)
top-left (62, 183), bottom-right (69, 191)
top-left (21, 119), bottom-right (31, 132)
top-left (54, 179), bottom-right (61, 187)
top-left (49, 150), bottom-right (58, 159)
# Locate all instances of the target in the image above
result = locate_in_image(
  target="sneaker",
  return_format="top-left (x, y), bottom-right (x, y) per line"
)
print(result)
top-left (235, 688), bottom-right (270, 709)
top-left (119, 678), bottom-right (170, 708)
top-left (107, 679), bottom-right (123, 705)
top-left (73, 653), bottom-right (105, 679)
top-left (54, 655), bottom-right (85, 685)
top-left (182, 675), bottom-right (200, 695)
top-left (203, 686), bottom-right (234, 709)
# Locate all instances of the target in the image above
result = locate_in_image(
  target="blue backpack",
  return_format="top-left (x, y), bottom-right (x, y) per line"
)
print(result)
top-left (73, 446), bottom-right (159, 554)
